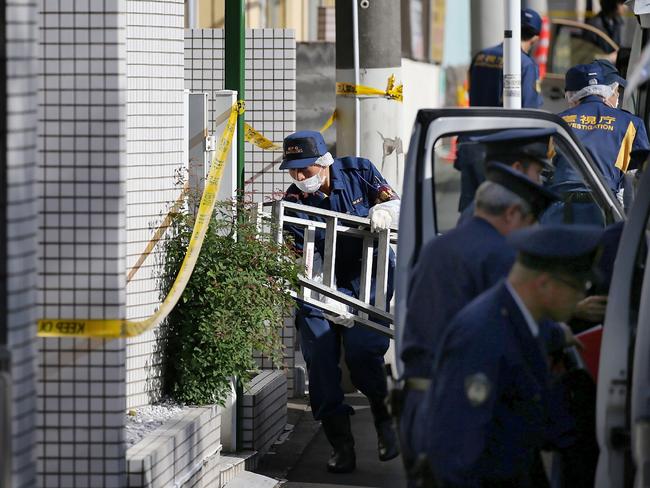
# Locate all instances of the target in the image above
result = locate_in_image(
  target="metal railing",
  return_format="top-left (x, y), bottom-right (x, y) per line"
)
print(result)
top-left (255, 200), bottom-right (398, 338)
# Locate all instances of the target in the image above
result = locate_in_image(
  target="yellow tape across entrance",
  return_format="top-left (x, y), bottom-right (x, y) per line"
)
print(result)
top-left (336, 74), bottom-right (403, 102)
top-left (38, 101), bottom-right (243, 339)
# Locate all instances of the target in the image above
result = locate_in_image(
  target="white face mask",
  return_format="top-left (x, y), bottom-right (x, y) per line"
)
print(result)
top-left (293, 167), bottom-right (324, 193)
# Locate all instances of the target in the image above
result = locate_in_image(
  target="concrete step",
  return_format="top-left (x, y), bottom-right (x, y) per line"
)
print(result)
top-left (223, 471), bottom-right (280, 488)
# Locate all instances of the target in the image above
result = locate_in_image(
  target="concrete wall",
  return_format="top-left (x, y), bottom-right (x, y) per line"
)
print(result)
top-left (6, 1), bottom-right (39, 486)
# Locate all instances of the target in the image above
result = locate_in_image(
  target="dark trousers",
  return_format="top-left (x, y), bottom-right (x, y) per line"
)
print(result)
top-left (296, 309), bottom-right (390, 420)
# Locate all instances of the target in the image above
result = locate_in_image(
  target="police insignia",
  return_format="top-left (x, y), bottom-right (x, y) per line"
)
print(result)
top-left (352, 197), bottom-right (363, 205)
top-left (464, 373), bottom-right (491, 407)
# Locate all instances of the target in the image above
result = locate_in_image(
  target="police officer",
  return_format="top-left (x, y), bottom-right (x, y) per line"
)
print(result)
top-left (423, 225), bottom-right (603, 487)
top-left (457, 128), bottom-right (555, 225)
top-left (545, 61), bottom-right (650, 224)
top-left (279, 130), bottom-right (400, 473)
top-left (456, 8), bottom-right (545, 210)
top-left (468, 8), bottom-right (543, 109)
top-left (585, 0), bottom-right (627, 54)
top-left (399, 163), bottom-right (559, 483)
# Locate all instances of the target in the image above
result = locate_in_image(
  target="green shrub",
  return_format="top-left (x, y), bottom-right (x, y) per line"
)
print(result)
top-left (158, 202), bottom-right (300, 405)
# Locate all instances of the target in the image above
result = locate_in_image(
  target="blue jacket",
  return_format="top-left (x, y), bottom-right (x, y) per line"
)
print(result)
top-left (283, 156), bottom-right (398, 308)
top-left (555, 96), bottom-right (650, 192)
top-left (400, 217), bottom-right (515, 379)
top-left (425, 281), bottom-right (551, 487)
top-left (469, 44), bottom-right (543, 108)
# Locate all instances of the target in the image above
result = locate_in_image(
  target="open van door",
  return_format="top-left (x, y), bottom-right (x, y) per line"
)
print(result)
top-left (395, 107), bottom-right (624, 376)
top-left (596, 165), bottom-right (650, 488)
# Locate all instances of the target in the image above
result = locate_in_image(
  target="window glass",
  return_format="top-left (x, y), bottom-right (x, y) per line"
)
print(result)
top-left (431, 130), bottom-right (616, 235)
top-left (550, 24), bottom-right (613, 76)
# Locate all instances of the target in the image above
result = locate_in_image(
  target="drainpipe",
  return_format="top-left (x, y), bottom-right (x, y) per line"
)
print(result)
top-left (225, 0), bottom-right (246, 451)
top-left (225, 0), bottom-right (246, 199)
top-left (503, 0), bottom-right (522, 109)
top-left (351, 0), bottom-right (361, 157)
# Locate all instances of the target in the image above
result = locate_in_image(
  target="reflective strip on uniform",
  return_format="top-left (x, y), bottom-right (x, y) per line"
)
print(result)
top-left (615, 121), bottom-right (637, 172)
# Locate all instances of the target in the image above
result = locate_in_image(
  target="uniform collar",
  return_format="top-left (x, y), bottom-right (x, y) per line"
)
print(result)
top-left (328, 159), bottom-right (345, 191)
top-left (505, 281), bottom-right (539, 337)
top-left (579, 95), bottom-right (607, 105)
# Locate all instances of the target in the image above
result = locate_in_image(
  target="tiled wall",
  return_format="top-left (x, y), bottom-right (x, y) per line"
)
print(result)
top-left (185, 28), bottom-right (297, 396)
top-left (124, 0), bottom-right (185, 409)
top-left (6, 1), bottom-right (39, 486)
top-left (37, 1), bottom-right (128, 486)
top-left (184, 28), bottom-right (296, 203)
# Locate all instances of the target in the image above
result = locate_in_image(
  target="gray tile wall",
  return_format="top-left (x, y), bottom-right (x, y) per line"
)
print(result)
top-left (125, 0), bottom-right (185, 410)
top-left (184, 28), bottom-right (296, 202)
top-left (184, 28), bottom-right (297, 396)
top-left (7, 1), bottom-right (39, 486)
top-left (37, 1), bottom-right (128, 485)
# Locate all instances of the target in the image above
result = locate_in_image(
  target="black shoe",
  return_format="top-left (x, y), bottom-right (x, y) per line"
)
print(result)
top-left (327, 443), bottom-right (356, 473)
top-left (376, 418), bottom-right (400, 461)
top-left (322, 413), bottom-right (356, 473)
top-left (369, 397), bottom-right (400, 462)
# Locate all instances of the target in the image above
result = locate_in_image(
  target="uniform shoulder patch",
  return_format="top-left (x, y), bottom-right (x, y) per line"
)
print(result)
top-left (464, 373), bottom-right (491, 407)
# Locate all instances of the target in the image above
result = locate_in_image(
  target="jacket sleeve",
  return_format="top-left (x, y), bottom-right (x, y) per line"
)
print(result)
top-left (521, 59), bottom-right (543, 108)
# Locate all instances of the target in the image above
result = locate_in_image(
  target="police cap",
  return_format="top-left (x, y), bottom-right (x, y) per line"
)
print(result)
top-left (565, 62), bottom-right (607, 92)
top-left (485, 162), bottom-right (559, 219)
top-left (279, 130), bottom-right (328, 170)
top-left (593, 58), bottom-right (627, 88)
top-left (522, 8), bottom-right (542, 36)
top-left (473, 128), bottom-right (556, 169)
top-left (508, 224), bottom-right (604, 281)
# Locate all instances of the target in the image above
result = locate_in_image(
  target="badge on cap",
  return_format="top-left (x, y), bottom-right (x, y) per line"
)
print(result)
top-left (465, 373), bottom-right (491, 407)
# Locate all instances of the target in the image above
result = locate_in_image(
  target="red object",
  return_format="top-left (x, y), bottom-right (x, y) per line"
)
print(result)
top-left (577, 325), bottom-right (603, 381)
top-left (533, 16), bottom-right (550, 80)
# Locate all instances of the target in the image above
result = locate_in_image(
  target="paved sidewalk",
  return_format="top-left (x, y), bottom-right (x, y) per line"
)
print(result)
top-left (256, 393), bottom-right (407, 488)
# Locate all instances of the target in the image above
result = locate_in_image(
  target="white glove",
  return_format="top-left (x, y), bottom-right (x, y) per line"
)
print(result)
top-left (322, 293), bottom-right (356, 328)
top-left (327, 311), bottom-right (356, 328)
top-left (368, 199), bottom-right (400, 233)
top-left (370, 208), bottom-right (392, 232)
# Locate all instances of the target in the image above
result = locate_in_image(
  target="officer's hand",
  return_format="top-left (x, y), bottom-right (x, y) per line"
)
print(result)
top-left (558, 322), bottom-right (585, 351)
top-left (329, 312), bottom-right (356, 328)
top-left (573, 295), bottom-right (608, 323)
top-left (370, 208), bottom-right (392, 232)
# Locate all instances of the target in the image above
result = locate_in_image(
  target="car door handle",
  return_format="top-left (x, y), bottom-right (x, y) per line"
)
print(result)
top-left (549, 86), bottom-right (564, 100)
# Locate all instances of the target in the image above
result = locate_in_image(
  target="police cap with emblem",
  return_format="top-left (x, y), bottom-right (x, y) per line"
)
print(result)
top-left (565, 62), bottom-right (607, 92)
top-left (485, 162), bottom-right (559, 220)
top-left (593, 58), bottom-right (627, 88)
top-left (521, 8), bottom-right (542, 36)
top-left (279, 130), bottom-right (329, 170)
top-left (508, 224), bottom-right (604, 282)
top-left (473, 128), bottom-right (556, 170)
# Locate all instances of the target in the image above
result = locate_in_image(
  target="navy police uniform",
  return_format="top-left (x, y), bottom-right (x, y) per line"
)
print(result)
top-left (545, 62), bottom-right (650, 225)
top-left (457, 128), bottom-right (555, 226)
top-left (285, 155), bottom-right (398, 419)
top-left (279, 130), bottom-right (400, 473)
top-left (399, 163), bottom-right (559, 481)
top-left (422, 225), bottom-right (603, 487)
top-left (468, 8), bottom-right (543, 109)
top-left (469, 43), bottom-right (543, 108)
top-left (458, 9), bottom-right (544, 211)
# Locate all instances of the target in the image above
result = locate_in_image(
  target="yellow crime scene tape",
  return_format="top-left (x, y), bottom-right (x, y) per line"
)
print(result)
top-left (244, 110), bottom-right (338, 153)
top-left (336, 74), bottom-right (403, 102)
top-left (38, 100), bottom-right (245, 339)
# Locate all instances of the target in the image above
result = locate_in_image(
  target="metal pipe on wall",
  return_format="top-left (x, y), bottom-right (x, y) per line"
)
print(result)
top-left (503, 0), bottom-right (522, 108)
